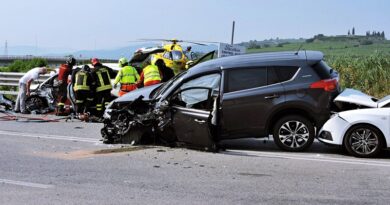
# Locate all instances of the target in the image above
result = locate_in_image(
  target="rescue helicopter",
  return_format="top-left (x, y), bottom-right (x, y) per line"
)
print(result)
top-left (132, 39), bottom-right (213, 74)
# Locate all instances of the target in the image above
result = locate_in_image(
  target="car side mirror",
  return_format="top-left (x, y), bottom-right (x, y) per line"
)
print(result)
top-left (211, 90), bottom-right (219, 98)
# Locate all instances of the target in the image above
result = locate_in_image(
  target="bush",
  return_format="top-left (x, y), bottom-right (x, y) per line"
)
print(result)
top-left (1, 58), bottom-right (48, 72)
top-left (359, 40), bottom-right (374, 45)
top-left (306, 38), bottom-right (314, 43)
top-left (326, 53), bottom-right (390, 98)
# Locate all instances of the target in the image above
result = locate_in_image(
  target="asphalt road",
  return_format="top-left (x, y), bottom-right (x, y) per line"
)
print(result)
top-left (1, 114), bottom-right (390, 205)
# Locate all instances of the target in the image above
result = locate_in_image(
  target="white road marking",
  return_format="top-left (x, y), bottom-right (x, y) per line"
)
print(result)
top-left (228, 150), bottom-right (390, 167)
top-left (0, 130), bottom-right (99, 143)
top-left (0, 178), bottom-right (54, 189)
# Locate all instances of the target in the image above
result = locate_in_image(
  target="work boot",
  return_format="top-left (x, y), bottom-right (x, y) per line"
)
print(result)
top-left (55, 107), bottom-right (68, 116)
top-left (56, 105), bottom-right (65, 115)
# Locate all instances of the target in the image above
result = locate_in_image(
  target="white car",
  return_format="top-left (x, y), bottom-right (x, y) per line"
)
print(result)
top-left (318, 89), bottom-right (390, 157)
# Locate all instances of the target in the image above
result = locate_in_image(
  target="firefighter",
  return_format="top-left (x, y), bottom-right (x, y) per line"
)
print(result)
top-left (57, 56), bottom-right (76, 115)
top-left (137, 61), bottom-right (162, 88)
top-left (72, 65), bottom-right (93, 118)
top-left (114, 58), bottom-right (139, 97)
top-left (90, 58), bottom-right (116, 117)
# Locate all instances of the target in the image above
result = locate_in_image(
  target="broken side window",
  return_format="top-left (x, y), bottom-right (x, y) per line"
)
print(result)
top-left (172, 73), bottom-right (221, 110)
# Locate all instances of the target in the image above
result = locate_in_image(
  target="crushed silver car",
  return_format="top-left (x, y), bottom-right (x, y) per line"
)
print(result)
top-left (0, 94), bottom-right (14, 111)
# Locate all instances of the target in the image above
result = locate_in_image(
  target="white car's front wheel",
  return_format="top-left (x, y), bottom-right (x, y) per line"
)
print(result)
top-left (344, 125), bottom-right (384, 158)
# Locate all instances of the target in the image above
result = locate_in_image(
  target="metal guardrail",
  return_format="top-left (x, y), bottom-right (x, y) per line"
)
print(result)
top-left (0, 72), bottom-right (50, 95)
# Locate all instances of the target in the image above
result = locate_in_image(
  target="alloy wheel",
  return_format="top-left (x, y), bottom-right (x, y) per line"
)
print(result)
top-left (278, 121), bottom-right (310, 148)
top-left (348, 128), bottom-right (379, 155)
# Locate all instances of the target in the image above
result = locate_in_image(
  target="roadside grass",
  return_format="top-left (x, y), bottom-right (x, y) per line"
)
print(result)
top-left (326, 53), bottom-right (390, 98)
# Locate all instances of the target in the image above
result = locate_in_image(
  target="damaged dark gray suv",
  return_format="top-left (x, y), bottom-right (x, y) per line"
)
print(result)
top-left (101, 51), bottom-right (339, 152)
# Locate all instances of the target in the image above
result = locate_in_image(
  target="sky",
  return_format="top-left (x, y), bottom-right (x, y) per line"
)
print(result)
top-left (1, 0), bottom-right (389, 51)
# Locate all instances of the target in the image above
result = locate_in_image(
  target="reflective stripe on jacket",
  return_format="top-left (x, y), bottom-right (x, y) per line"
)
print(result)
top-left (143, 65), bottom-right (161, 85)
top-left (74, 71), bottom-right (90, 91)
top-left (96, 68), bottom-right (112, 92)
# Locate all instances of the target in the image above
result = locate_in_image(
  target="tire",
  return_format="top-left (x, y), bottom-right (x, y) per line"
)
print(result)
top-left (343, 125), bottom-right (383, 158)
top-left (273, 115), bottom-right (315, 151)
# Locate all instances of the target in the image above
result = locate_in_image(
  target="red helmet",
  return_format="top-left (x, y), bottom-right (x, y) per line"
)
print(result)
top-left (91, 58), bottom-right (100, 66)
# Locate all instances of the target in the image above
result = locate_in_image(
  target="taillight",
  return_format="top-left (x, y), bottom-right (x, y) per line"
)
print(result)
top-left (310, 79), bottom-right (338, 92)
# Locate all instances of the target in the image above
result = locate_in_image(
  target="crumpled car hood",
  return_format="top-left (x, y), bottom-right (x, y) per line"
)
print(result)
top-left (334, 89), bottom-right (390, 108)
top-left (113, 84), bottom-right (162, 103)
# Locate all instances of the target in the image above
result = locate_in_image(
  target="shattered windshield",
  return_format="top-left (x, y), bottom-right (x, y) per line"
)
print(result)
top-left (180, 73), bottom-right (220, 91)
top-left (175, 73), bottom-right (221, 109)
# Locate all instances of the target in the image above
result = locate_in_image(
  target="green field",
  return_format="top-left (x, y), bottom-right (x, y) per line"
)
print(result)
top-left (247, 40), bottom-right (390, 56)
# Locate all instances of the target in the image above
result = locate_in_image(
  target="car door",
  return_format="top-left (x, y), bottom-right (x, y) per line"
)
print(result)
top-left (187, 51), bottom-right (215, 69)
top-left (220, 67), bottom-right (285, 139)
top-left (169, 73), bottom-right (221, 149)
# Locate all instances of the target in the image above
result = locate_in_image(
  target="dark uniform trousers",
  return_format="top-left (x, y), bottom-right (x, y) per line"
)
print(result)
top-left (95, 90), bottom-right (112, 117)
top-left (74, 90), bottom-right (93, 114)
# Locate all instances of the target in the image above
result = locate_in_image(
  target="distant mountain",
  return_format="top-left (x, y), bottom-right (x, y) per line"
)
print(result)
top-left (0, 44), bottom-right (218, 59)
top-left (71, 45), bottom-right (142, 59)
top-left (0, 45), bottom-right (76, 56)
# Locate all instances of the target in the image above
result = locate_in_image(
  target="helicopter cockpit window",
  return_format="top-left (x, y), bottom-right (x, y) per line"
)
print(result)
top-left (171, 51), bottom-right (183, 61)
top-left (163, 52), bottom-right (171, 60)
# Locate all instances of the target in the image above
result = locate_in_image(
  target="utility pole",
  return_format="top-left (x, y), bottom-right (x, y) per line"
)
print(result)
top-left (231, 21), bottom-right (235, 45)
top-left (35, 36), bottom-right (38, 55)
top-left (4, 40), bottom-right (8, 56)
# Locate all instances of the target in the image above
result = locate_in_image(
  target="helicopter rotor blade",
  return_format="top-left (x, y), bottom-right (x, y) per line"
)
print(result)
top-left (187, 40), bottom-right (222, 44)
top-left (181, 41), bottom-right (208, 46)
top-left (135, 38), bottom-right (219, 46)
top-left (137, 39), bottom-right (173, 42)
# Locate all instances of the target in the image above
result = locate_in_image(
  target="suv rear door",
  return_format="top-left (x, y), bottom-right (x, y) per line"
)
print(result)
top-left (219, 67), bottom-right (285, 139)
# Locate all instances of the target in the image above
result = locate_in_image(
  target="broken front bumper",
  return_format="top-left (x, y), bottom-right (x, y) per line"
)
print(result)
top-left (318, 114), bottom-right (350, 145)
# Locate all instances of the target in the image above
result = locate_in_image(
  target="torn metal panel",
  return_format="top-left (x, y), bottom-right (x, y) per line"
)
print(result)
top-left (102, 96), bottom-right (158, 144)
top-left (334, 88), bottom-right (390, 110)
top-left (334, 89), bottom-right (378, 108)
